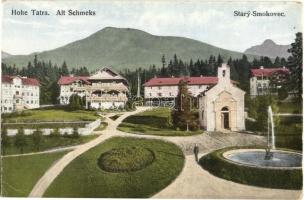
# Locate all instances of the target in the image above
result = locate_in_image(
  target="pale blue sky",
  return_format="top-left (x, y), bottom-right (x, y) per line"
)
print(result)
top-left (2, 0), bottom-right (302, 55)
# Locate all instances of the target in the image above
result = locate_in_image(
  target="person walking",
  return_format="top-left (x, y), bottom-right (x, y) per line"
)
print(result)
top-left (194, 144), bottom-right (199, 162)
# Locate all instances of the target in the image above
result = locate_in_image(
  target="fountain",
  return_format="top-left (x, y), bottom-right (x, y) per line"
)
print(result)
top-left (223, 106), bottom-right (302, 169)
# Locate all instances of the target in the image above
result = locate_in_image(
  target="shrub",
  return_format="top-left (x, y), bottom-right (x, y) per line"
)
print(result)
top-left (14, 129), bottom-right (27, 153)
top-left (72, 128), bottom-right (80, 138)
top-left (50, 128), bottom-right (61, 137)
top-left (1, 128), bottom-right (10, 154)
top-left (32, 129), bottom-right (42, 150)
top-left (97, 147), bottom-right (155, 173)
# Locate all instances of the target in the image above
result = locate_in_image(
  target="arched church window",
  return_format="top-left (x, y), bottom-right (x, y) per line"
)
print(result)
top-left (221, 106), bottom-right (229, 111)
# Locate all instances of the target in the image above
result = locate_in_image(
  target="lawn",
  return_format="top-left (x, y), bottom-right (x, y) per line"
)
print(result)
top-left (2, 109), bottom-right (100, 123)
top-left (118, 108), bottom-right (202, 136)
top-left (277, 101), bottom-right (302, 113)
top-left (44, 137), bottom-right (185, 198)
top-left (1, 151), bottom-right (69, 197)
top-left (2, 135), bottom-right (98, 155)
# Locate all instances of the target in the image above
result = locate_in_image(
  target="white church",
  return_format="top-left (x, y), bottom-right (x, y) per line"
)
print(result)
top-left (198, 64), bottom-right (245, 132)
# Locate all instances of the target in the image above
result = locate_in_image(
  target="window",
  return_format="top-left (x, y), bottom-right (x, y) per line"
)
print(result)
top-left (31, 93), bottom-right (33, 96)
top-left (169, 92), bottom-right (172, 96)
top-left (222, 70), bottom-right (226, 77)
top-left (16, 91), bottom-right (19, 95)
top-left (158, 93), bottom-right (162, 97)
top-left (158, 86), bottom-right (161, 90)
top-left (149, 93), bottom-right (152, 96)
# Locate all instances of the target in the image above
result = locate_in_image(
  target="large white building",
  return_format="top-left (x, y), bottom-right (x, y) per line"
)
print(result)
top-left (58, 67), bottom-right (129, 109)
top-left (144, 74), bottom-right (236, 106)
top-left (250, 66), bottom-right (289, 96)
top-left (1, 75), bottom-right (40, 113)
top-left (198, 64), bottom-right (245, 132)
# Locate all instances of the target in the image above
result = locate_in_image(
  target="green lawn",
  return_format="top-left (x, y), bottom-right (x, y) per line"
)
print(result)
top-left (278, 101), bottom-right (302, 113)
top-left (94, 122), bottom-right (108, 131)
top-left (118, 108), bottom-right (202, 136)
top-left (1, 151), bottom-right (69, 197)
top-left (44, 137), bottom-right (185, 198)
top-left (2, 135), bottom-right (98, 155)
top-left (2, 109), bottom-right (100, 123)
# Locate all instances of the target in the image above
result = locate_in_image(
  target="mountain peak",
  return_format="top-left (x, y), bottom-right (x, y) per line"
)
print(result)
top-left (244, 39), bottom-right (291, 58)
top-left (262, 39), bottom-right (276, 46)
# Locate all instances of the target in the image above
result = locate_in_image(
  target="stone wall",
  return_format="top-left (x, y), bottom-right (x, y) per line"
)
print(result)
top-left (6, 119), bottom-right (101, 137)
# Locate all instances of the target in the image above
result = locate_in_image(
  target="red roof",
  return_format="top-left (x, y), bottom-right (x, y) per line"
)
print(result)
top-left (57, 76), bottom-right (90, 85)
top-left (144, 76), bottom-right (218, 86)
top-left (2, 75), bottom-right (39, 86)
top-left (251, 67), bottom-right (289, 77)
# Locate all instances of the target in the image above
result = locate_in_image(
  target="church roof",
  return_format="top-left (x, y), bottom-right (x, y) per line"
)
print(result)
top-left (2, 75), bottom-right (40, 86)
top-left (57, 76), bottom-right (90, 85)
top-left (251, 67), bottom-right (289, 77)
top-left (144, 76), bottom-right (218, 86)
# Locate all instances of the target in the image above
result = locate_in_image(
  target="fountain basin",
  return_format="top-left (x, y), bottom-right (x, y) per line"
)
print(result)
top-left (223, 149), bottom-right (302, 169)
top-left (199, 147), bottom-right (302, 189)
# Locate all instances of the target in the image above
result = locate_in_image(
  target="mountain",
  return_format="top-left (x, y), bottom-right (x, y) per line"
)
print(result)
top-left (244, 39), bottom-right (291, 58)
top-left (3, 27), bottom-right (257, 71)
top-left (2, 51), bottom-right (12, 59)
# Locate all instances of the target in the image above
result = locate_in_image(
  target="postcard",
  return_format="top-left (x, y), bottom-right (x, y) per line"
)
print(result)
top-left (1, 0), bottom-right (302, 199)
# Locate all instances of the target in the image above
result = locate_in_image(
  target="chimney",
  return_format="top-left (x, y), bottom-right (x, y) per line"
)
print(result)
top-left (171, 75), bottom-right (174, 78)
top-left (200, 75), bottom-right (203, 77)
top-left (260, 66), bottom-right (264, 69)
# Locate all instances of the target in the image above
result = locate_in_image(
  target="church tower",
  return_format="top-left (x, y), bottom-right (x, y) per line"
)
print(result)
top-left (217, 63), bottom-right (231, 85)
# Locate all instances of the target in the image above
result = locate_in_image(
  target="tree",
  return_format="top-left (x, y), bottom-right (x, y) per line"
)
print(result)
top-left (68, 94), bottom-right (83, 110)
top-left (32, 129), bottom-right (42, 150)
top-left (15, 129), bottom-right (27, 153)
top-left (1, 128), bottom-right (10, 155)
top-left (61, 61), bottom-right (69, 75)
top-left (172, 80), bottom-right (198, 131)
top-left (287, 32), bottom-right (302, 100)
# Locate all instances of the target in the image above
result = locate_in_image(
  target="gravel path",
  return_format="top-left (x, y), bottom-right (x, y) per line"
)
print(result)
top-left (153, 153), bottom-right (302, 199)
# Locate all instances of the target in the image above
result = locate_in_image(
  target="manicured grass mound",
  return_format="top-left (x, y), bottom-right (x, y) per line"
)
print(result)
top-left (98, 147), bottom-right (155, 172)
top-left (118, 108), bottom-right (202, 136)
top-left (199, 147), bottom-right (302, 190)
top-left (45, 137), bottom-right (185, 198)
top-left (1, 151), bottom-right (68, 197)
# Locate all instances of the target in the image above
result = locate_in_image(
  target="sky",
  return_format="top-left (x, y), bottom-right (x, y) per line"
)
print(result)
top-left (2, 0), bottom-right (302, 55)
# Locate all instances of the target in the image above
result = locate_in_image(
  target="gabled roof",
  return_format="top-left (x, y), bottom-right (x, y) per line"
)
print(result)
top-left (2, 75), bottom-right (40, 86)
top-left (144, 76), bottom-right (219, 87)
top-left (57, 76), bottom-right (90, 85)
top-left (89, 67), bottom-right (126, 80)
top-left (251, 67), bottom-right (289, 77)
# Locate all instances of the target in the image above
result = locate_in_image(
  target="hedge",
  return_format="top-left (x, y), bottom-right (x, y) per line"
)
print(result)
top-left (199, 147), bottom-right (302, 190)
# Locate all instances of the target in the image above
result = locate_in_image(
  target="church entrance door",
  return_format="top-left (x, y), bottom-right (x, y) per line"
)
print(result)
top-left (221, 107), bottom-right (229, 129)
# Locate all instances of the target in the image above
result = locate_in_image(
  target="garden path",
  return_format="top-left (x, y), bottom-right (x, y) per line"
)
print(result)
top-left (28, 107), bottom-right (150, 197)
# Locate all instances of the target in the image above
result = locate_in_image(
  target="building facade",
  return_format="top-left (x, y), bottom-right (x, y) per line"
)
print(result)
top-left (198, 64), bottom-right (245, 132)
top-left (250, 66), bottom-right (289, 96)
top-left (1, 75), bottom-right (40, 113)
top-left (144, 76), bottom-right (218, 106)
top-left (58, 67), bottom-right (129, 109)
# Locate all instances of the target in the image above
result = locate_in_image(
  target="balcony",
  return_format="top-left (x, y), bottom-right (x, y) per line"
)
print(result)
top-left (86, 95), bottom-right (128, 102)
